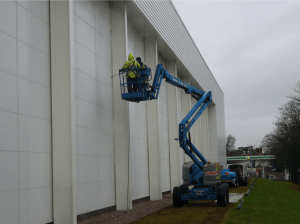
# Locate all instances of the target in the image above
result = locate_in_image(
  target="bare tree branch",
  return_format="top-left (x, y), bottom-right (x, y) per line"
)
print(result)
top-left (226, 134), bottom-right (236, 156)
top-left (261, 81), bottom-right (300, 183)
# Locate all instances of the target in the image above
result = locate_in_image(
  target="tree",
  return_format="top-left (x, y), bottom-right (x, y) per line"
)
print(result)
top-left (288, 82), bottom-right (300, 103)
top-left (226, 134), bottom-right (236, 156)
top-left (260, 133), bottom-right (276, 155)
top-left (260, 133), bottom-right (275, 150)
top-left (274, 99), bottom-right (300, 183)
top-left (261, 133), bottom-right (284, 171)
top-left (261, 82), bottom-right (300, 183)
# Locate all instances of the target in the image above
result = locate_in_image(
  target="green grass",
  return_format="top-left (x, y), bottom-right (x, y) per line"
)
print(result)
top-left (224, 179), bottom-right (300, 224)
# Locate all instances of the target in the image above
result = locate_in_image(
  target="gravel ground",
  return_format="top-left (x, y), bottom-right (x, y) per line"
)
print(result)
top-left (78, 193), bottom-right (173, 224)
top-left (78, 179), bottom-right (255, 224)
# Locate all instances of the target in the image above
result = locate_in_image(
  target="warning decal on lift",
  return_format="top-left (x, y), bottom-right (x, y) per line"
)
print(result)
top-left (205, 171), bottom-right (219, 175)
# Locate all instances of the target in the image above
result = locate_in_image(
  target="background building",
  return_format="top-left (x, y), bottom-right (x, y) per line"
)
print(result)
top-left (0, 0), bottom-right (225, 223)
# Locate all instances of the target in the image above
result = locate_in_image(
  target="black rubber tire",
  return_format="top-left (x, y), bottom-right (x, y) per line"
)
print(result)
top-left (226, 187), bottom-right (229, 204)
top-left (217, 194), bottom-right (227, 207)
top-left (227, 192), bottom-right (230, 204)
top-left (180, 185), bottom-right (189, 193)
top-left (217, 183), bottom-right (228, 207)
top-left (173, 187), bottom-right (182, 207)
top-left (224, 183), bottom-right (229, 204)
top-left (180, 186), bottom-right (189, 204)
top-left (245, 178), bottom-right (248, 186)
top-left (217, 184), bottom-right (227, 197)
top-left (241, 179), bottom-right (245, 186)
top-left (225, 183), bottom-right (230, 189)
top-left (236, 180), bottom-right (239, 187)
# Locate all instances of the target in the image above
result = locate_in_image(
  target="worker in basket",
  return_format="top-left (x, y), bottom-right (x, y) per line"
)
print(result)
top-left (122, 53), bottom-right (141, 92)
top-left (136, 57), bottom-right (147, 69)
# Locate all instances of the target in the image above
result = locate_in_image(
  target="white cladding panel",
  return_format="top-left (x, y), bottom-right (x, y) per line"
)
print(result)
top-left (191, 98), bottom-right (201, 155)
top-left (208, 104), bottom-right (218, 162)
top-left (128, 23), bottom-right (150, 200)
top-left (158, 55), bottom-right (171, 192)
top-left (177, 86), bottom-right (184, 185)
top-left (201, 108), bottom-right (210, 161)
top-left (74, 1), bottom-right (115, 214)
top-left (0, 1), bottom-right (52, 224)
top-left (133, 0), bottom-right (226, 165)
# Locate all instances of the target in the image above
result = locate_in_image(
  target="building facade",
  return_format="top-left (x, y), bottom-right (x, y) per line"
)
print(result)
top-left (0, 1), bottom-right (225, 223)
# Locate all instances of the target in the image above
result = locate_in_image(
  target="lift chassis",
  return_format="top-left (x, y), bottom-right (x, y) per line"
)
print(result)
top-left (119, 64), bottom-right (234, 207)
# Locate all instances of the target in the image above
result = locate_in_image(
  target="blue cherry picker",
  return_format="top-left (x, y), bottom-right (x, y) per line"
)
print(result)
top-left (118, 64), bottom-right (236, 207)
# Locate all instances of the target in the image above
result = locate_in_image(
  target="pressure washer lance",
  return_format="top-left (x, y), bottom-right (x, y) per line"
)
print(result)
top-left (111, 74), bottom-right (119, 78)
top-left (236, 199), bottom-right (244, 210)
top-left (245, 189), bottom-right (250, 196)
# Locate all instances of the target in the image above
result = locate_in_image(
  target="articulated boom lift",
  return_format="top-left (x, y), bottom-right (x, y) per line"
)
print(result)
top-left (119, 64), bottom-right (235, 207)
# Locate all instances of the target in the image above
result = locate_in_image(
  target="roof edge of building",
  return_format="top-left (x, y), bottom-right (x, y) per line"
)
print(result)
top-left (169, 0), bottom-right (224, 95)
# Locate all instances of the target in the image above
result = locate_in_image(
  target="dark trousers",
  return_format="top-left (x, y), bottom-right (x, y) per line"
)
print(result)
top-left (127, 77), bottom-right (138, 92)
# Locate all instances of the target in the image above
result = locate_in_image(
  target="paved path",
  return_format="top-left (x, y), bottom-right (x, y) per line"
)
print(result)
top-left (214, 193), bottom-right (244, 203)
top-left (229, 193), bottom-right (244, 203)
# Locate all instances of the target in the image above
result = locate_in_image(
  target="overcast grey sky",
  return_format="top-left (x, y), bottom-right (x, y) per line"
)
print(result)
top-left (172, 1), bottom-right (300, 148)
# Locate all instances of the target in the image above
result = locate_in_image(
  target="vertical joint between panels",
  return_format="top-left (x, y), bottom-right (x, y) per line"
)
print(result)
top-left (16, 3), bottom-right (20, 224)
top-left (49, 0), bottom-right (54, 222)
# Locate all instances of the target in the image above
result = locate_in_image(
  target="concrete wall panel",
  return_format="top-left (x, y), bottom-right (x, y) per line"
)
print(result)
top-left (167, 61), bottom-right (180, 191)
top-left (73, 0), bottom-right (116, 214)
top-left (111, 1), bottom-right (130, 210)
top-left (201, 109), bottom-right (210, 161)
top-left (181, 76), bottom-right (192, 162)
top-left (0, 1), bottom-right (52, 223)
top-left (177, 85), bottom-right (184, 184)
top-left (192, 98), bottom-right (202, 159)
top-left (145, 37), bottom-right (162, 200)
top-left (158, 55), bottom-right (170, 192)
top-left (127, 23), bottom-right (149, 200)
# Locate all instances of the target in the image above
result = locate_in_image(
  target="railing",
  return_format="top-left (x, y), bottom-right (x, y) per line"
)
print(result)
top-left (118, 67), bottom-right (152, 102)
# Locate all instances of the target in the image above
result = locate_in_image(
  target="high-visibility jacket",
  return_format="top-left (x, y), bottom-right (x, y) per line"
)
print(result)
top-left (122, 53), bottom-right (141, 78)
top-left (139, 62), bottom-right (147, 69)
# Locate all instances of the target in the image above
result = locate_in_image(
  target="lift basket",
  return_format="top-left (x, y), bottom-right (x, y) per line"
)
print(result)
top-left (118, 67), bottom-right (152, 102)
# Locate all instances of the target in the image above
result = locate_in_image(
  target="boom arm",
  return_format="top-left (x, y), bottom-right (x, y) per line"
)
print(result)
top-left (149, 64), bottom-right (212, 171)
